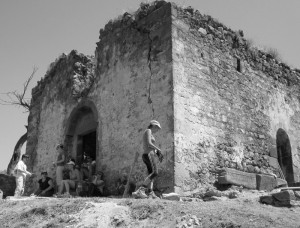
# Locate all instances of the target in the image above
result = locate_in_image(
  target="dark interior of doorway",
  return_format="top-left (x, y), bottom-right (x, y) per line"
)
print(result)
top-left (81, 131), bottom-right (96, 162)
top-left (276, 128), bottom-right (294, 185)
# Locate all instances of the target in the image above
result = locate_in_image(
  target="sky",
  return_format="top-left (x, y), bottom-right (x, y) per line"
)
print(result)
top-left (0, 0), bottom-right (299, 171)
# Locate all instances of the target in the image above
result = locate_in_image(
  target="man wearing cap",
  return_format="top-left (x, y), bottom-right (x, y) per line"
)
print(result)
top-left (132, 120), bottom-right (164, 199)
top-left (14, 154), bottom-right (32, 197)
top-left (32, 172), bottom-right (54, 197)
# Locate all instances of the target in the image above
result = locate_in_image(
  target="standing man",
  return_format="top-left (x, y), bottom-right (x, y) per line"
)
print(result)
top-left (14, 154), bottom-right (32, 197)
top-left (55, 144), bottom-right (65, 190)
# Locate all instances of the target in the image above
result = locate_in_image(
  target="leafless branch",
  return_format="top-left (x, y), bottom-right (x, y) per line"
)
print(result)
top-left (0, 67), bottom-right (37, 112)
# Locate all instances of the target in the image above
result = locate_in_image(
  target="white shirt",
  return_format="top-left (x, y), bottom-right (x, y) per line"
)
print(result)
top-left (15, 160), bottom-right (29, 178)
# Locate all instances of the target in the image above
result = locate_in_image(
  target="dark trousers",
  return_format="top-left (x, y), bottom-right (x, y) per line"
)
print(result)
top-left (142, 151), bottom-right (158, 180)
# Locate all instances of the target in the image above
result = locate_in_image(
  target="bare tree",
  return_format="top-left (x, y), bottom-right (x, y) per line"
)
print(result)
top-left (0, 67), bottom-right (37, 111)
top-left (1, 68), bottom-right (37, 175)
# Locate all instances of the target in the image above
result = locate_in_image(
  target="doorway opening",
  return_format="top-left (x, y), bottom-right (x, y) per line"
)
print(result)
top-left (76, 131), bottom-right (97, 163)
top-left (276, 128), bottom-right (294, 185)
top-left (65, 100), bottom-right (98, 166)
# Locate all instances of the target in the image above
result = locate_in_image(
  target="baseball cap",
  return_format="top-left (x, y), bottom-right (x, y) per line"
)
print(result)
top-left (150, 120), bottom-right (161, 129)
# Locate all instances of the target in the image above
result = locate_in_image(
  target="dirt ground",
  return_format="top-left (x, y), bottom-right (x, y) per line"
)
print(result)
top-left (0, 191), bottom-right (299, 228)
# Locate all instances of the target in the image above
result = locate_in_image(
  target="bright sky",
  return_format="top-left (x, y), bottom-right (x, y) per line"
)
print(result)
top-left (0, 0), bottom-right (299, 171)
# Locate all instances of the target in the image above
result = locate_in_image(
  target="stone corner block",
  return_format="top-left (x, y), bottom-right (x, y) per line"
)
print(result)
top-left (256, 174), bottom-right (277, 191)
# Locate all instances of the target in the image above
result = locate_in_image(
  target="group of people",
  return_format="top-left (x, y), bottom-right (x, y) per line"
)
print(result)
top-left (13, 120), bottom-right (164, 199)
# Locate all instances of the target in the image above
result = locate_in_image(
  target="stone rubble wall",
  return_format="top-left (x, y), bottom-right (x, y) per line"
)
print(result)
top-left (172, 5), bottom-right (300, 193)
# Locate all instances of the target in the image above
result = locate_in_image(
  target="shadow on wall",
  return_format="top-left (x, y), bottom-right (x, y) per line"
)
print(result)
top-left (276, 128), bottom-right (294, 185)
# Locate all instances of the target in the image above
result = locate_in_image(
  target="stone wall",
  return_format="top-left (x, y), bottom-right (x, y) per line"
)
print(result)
top-left (26, 51), bottom-right (95, 193)
top-left (93, 2), bottom-right (174, 192)
top-left (172, 5), bottom-right (300, 193)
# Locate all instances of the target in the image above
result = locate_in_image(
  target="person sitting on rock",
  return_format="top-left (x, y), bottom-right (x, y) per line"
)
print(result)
top-left (89, 171), bottom-right (105, 196)
top-left (56, 160), bottom-right (81, 197)
top-left (32, 172), bottom-right (54, 197)
top-left (116, 172), bottom-right (136, 196)
top-left (81, 156), bottom-right (96, 181)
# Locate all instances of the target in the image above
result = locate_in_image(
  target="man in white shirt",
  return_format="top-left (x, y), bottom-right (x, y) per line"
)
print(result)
top-left (14, 154), bottom-right (32, 197)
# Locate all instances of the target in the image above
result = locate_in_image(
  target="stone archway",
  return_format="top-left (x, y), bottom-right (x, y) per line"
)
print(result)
top-left (276, 128), bottom-right (294, 185)
top-left (64, 100), bottom-right (99, 164)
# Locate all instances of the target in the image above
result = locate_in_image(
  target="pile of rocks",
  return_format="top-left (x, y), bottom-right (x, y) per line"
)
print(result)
top-left (181, 186), bottom-right (242, 202)
top-left (176, 214), bottom-right (201, 228)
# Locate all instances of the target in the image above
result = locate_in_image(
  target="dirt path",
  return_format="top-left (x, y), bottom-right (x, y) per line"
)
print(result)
top-left (0, 192), bottom-right (299, 228)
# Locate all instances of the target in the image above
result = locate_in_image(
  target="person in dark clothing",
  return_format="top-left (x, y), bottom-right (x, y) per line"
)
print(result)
top-left (32, 172), bottom-right (54, 197)
top-left (88, 171), bottom-right (105, 197)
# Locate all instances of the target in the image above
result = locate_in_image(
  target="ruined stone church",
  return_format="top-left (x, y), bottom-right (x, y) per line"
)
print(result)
top-left (24, 1), bottom-right (300, 194)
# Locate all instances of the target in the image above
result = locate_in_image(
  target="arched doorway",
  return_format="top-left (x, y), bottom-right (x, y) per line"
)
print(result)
top-left (276, 128), bottom-right (294, 185)
top-left (64, 100), bottom-right (99, 164)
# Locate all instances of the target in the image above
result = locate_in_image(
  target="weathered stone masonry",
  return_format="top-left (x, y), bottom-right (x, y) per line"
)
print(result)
top-left (172, 5), bottom-right (300, 193)
top-left (25, 1), bottom-right (300, 194)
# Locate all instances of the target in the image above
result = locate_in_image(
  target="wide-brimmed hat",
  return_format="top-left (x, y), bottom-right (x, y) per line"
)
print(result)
top-left (66, 161), bottom-right (75, 166)
top-left (150, 120), bottom-right (161, 129)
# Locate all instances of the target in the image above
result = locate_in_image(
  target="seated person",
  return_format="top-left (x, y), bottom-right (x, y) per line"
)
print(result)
top-left (116, 173), bottom-right (136, 196)
top-left (81, 156), bottom-right (96, 181)
top-left (89, 171), bottom-right (105, 197)
top-left (56, 161), bottom-right (81, 196)
top-left (32, 172), bottom-right (54, 197)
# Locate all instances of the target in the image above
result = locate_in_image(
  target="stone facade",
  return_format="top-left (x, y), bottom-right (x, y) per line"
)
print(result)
top-left (25, 1), bottom-right (300, 194)
top-left (172, 5), bottom-right (300, 193)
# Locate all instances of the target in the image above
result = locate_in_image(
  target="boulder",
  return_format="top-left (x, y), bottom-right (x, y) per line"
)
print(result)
top-left (0, 174), bottom-right (16, 198)
top-left (218, 168), bottom-right (257, 189)
top-left (272, 190), bottom-right (296, 202)
top-left (272, 190), bottom-right (295, 207)
top-left (260, 195), bottom-right (273, 205)
top-left (260, 190), bottom-right (296, 207)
